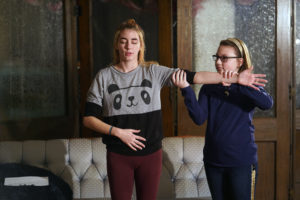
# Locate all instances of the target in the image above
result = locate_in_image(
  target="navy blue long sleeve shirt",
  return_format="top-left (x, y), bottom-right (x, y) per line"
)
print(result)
top-left (181, 84), bottom-right (273, 167)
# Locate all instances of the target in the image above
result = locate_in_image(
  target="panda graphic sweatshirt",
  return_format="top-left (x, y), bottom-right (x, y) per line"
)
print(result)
top-left (85, 64), bottom-right (194, 156)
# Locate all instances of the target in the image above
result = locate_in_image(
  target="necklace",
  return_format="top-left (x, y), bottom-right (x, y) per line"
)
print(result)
top-left (223, 85), bottom-right (230, 97)
top-left (224, 90), bottom-right (229, 96)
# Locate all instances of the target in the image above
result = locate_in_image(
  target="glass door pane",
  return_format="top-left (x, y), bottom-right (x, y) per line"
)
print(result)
top-left (0, 0), bottom-right (66, 121)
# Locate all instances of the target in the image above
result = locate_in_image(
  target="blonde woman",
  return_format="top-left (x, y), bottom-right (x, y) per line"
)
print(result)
top-left (173, 38), bottom-right (273, 200)
top-left (83, 19), bottom-right (267, 200)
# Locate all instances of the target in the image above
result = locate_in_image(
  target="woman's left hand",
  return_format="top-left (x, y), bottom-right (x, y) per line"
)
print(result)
top-left (238, 66), bottom-right (267, 90)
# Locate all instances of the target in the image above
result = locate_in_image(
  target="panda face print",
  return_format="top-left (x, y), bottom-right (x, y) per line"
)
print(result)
top-left (107, 79), bottom-right (152, 110)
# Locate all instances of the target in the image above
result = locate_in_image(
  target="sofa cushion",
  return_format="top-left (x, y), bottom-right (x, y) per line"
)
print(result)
top-left (0, 137), bottom-right (211, 199)
top-left (161, 137), bottom-right (211, 199)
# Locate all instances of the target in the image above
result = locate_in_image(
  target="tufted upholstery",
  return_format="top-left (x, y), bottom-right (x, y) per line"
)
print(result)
top-left (0, 137), bottom-right (211, 200)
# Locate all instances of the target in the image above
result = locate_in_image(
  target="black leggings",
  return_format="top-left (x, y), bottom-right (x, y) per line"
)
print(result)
top-left (107, 149), bottom-right (162, 200)
top-left (204, 163), bottom-right (258, 200)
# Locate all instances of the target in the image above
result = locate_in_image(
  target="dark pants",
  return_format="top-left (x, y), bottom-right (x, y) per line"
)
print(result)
top-left (204, 163), bottom-right (258, 200)
top-left (107, 149), bottom-right (162, 200)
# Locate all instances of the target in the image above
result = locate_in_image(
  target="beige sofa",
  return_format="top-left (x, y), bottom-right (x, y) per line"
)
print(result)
top-left (0, 137), bottom-right (211, 200)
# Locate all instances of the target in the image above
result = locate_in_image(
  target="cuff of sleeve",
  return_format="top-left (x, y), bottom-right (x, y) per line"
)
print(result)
top-left (184, 70), bottom-right (196, 84)
top-left (84, 102), bottom-right (102, 118)
top-left (180, 85), bottom-right (193, 96)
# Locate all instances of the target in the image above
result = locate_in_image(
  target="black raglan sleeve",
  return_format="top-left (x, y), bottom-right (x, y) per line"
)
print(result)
top-left (184, 70), bottom-right (196, 84)
top-left (84, 102), bottom-right (102, 119)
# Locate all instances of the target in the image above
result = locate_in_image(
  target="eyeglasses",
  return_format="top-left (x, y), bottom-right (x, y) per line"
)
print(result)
top-left (212, 55), bottom-right (241, 62)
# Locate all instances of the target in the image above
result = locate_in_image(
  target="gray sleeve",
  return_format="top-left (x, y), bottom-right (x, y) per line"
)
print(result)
top-left (150, 64), bottom-right (179, 87)
top-left (86, 71), bottom-right (104, 107)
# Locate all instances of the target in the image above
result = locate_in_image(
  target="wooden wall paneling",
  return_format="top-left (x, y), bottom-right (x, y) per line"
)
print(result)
top-left (256, 142), bottom-right (275, 200)
top-left (253, 119), bottom-right (277, 141)
top-left (176, 0), bottom-right (205, 136)
top-left (295, 128), bottom-right (300, 200)
top-left (176, 0), bottom-right (192, 69)
top-left (78, 0), bottom-right (93, 137)
top-left (293, 0), bottom-right (298, 196)
top-left (296, 110), bottom-right (300, 130)
top-left (65, 0), bottom-right (80, 138)
top-left (295, 186), bottom-right (300, 200)
top-left (158, 0), bottom-right (175, 137)
top-left (276, 0), bottom-right (292, 199)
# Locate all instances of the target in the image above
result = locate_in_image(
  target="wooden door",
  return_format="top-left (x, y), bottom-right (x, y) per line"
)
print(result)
top-left (0, 0), bottom-right (79, 140)
top-left (176, 0), bottom-right (291, 199)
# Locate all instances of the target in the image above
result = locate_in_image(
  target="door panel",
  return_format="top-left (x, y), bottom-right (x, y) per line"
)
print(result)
top-left (176, 0), bottom-right (291, 199)
top-left (256, 142), bottom-right (275, 200)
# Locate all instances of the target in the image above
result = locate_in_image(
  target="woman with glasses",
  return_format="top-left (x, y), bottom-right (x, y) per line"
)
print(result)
top-left (83, 19), bottom-right (268, 200)
top-left (172, 38), bottom-right (273, 200)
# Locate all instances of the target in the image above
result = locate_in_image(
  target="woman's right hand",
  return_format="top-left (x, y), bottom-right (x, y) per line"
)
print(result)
top-left (112, 127), bottom-right (146, 151)
top-left (172, 69), bottom-right (190, 88)
top-left (219, 70), bottom-right (238, 86)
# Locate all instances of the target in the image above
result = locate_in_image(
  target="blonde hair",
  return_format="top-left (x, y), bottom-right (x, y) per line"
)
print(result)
top-left (113, 19), bottom-right (145, 64)
top-left (220, 38), bottom-right (252, 73)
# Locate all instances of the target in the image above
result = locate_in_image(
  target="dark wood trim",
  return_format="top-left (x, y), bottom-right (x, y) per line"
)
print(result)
top-left (176, 0), bottom-right (192, 70)
top-left (296, 110), bottom-right (300, 130)
top-left (256, 142), bottom-right (276, 199)
top-left (292, 0), bottom-right (297, 197)
top-left (295, 129), bottom-right (300, 200)
top-left (78, 0), bottom-right (93, 137)
top-left (276, 0), bottom-right (292, 199)
top-left (65, 0), bottom-right (79, 137)
top-left (254, 118), bottom-right (278, 141)
top-left (176, 0), bottom-right (195, 136)
top-left (158, 0), bottom-right (174, 137)
top-left (255, 141), bottom-right (276, 200)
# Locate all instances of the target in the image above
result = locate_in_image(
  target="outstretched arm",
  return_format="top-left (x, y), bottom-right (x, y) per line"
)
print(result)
top-left (192, 66), bottom-right (267, 90)
top-left (237, 66), bottom-right (267, 90)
